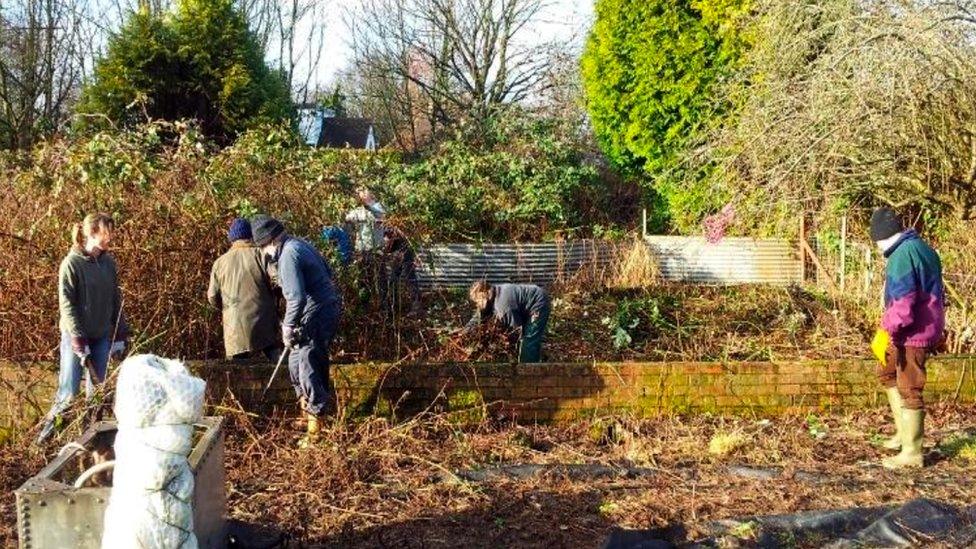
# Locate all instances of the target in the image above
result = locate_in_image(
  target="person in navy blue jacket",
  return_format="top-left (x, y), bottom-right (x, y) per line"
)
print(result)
top-left (252, 215), bottom-right (342, 447)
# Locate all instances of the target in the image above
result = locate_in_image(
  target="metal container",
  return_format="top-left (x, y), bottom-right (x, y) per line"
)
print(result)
top-left (16, 416), bottom-right (227, 549)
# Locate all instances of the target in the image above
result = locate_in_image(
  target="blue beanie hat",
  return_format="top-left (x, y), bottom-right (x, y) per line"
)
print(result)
top-left (228, 218), bottom-right (252, 242)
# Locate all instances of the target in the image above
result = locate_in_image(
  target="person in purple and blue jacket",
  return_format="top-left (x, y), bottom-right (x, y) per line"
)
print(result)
top-left (871, 207), bottom-right (946, 469)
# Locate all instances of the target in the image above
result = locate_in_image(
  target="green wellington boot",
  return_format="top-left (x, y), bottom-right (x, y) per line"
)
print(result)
top-left (882, 387), bottom-right (904, 451)
top-left (882, 409), bottom-right (924, 469)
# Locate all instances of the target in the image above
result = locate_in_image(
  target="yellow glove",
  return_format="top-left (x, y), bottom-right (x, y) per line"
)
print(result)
top-left (871, 329), bottom-right (890, 364)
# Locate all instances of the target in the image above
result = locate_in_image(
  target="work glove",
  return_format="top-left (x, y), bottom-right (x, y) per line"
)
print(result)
top-left (870, 329), bottom-right (889, 364)
top-left (70, 335), bottom-right (89, 359)
top-left (110, 340), bottom-right (126, 360)
top-left (282, 326), bottom-right (300, 349)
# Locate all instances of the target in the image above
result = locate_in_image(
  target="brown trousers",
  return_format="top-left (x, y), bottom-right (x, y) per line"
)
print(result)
top-left (878, 345), bottom-right (928, 410)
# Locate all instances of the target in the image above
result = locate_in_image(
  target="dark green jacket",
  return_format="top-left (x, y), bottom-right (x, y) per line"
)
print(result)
top-left (208, 241), bottom-right (280, 357)
top-left (58, 248), bottom-right (123, 340)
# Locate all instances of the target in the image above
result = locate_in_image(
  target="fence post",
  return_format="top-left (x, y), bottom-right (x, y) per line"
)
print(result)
top-left (799, 217), bottom-right (807, 283)
top-left (840, 215), bottom-right (847, 292)
top-left (864, 247), bottom-right (872, 296)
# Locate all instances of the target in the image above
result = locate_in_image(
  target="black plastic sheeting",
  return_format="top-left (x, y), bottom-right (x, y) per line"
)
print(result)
top-left (603, 499), bottom-right (976, 548)
top-left (227, 519), bottom-right (288, 548)
top-left (450, 464), bottom-right (658, 483)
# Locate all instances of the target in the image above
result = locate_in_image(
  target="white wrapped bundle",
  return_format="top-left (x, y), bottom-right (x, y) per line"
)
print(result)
top-left (102, 354), bottom-right (206, 549)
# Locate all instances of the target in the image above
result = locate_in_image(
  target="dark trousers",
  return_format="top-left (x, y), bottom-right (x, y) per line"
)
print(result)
top-left (356, 251), bottom-right (386, 302)
top-left (386, 254), bottom-right (421, 312)
top-left (288, 309), bottom-right (340, 416)
top-left (232, 345), bottom-right (282, 363)
top-left (519, 304), bottom-right (551, 363)
top-left (879, 345), bottom-right (928, 410)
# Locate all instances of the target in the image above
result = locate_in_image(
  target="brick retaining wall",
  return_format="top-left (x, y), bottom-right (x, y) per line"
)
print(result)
top-left (3, 358), bottom-right (975, 430)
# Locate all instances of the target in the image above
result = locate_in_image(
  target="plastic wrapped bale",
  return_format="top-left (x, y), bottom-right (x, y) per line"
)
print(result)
top-left (101, 354), bottom-right (206, 549)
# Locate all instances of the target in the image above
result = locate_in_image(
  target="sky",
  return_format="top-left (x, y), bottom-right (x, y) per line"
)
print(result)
top-left (78, 0), bottom-right (595, 93)
top-left (305, 0), bottom-right (595, 88)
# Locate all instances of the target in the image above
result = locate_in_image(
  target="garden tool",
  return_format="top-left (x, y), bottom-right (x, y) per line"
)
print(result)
top-left (82, 352), bottom-right (101, 399)
top-left (261, 347), bottom-right (291, 401)
top-left (882, 409), bottom-right (924, 469)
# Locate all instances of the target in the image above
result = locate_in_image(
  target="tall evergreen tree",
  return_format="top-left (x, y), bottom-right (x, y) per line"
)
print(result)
top-left (77, 0), bottom-right (293, 142)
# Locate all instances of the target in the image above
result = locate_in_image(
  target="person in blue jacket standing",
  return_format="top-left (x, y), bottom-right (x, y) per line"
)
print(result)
top-left (252, 215), bottom-right (342, 447)
top-left (321, 225), bottom-right (353, 267)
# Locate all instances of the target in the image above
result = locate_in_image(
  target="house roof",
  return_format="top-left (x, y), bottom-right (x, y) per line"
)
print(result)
top-left (318, 117), bottom-right (376, 149)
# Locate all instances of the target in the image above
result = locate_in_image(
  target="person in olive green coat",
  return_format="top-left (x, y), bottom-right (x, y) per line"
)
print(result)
top-left (37, 213), bottom-right (128, 444)
top-left (207, 219), bottom-right (282, 361)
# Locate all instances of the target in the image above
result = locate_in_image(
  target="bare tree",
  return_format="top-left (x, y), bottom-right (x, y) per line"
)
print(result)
top-left (347, 0), bottom-right (557, 149)
top-left (271, 0), bottom-right (327, 103)
top-left (678, 0), bottom-right (976, 230)
top-left (0, 0), bottom-right (100, 150)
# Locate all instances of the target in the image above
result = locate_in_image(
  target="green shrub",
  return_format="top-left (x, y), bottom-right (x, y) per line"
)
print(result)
top-left (581, 0), bottom-right (749, 175)
top-left (76, 0), bottom-right (293, 143)
top-left (382, 114), bottom-right (629, 241)
top-left (581, 0), bottom-right (749, 231)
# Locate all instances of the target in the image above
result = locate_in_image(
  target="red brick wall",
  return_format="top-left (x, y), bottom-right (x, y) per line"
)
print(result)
top-left (3, 358), bottom-right (975, 430)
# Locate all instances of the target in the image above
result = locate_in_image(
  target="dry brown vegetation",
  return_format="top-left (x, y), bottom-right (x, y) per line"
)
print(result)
top-left (6, 402), bottom-right (976, 547)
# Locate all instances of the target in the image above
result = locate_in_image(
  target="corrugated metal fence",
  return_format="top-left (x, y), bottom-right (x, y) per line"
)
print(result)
top-left (415, 237), bottom-right (801, 289)
top-left (416, 241), bottom-right (613, 289)
top-left (646, 236), bottom-right (802, 285)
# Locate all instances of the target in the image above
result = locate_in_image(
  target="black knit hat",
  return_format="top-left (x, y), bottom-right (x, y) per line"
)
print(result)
top-left (870, 207), bottom-right (903, 241)
top-left (250, 215), bottom-right (285, 247)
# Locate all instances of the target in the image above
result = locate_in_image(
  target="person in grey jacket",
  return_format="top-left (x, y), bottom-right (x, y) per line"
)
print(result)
top-left (38, 213), bottom-right (127, 443)
top-left (463, 281), bottom-right (550, 363)
top-left (252, 215), bottom-right (342, 446)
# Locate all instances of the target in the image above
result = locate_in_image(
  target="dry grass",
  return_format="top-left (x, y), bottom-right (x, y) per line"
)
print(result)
top-left (4, 401), bottom-right (976, 547)
top-left (221, 403), bottom-right (976, 546)
top-left (609, 238), bottom-right (660, 289)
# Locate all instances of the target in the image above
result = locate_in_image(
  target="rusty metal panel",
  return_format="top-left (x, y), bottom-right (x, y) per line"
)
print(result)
top-left (645, 236), bottom-right (801, 285)
top-left (16, 417), bottom-right (227, 549)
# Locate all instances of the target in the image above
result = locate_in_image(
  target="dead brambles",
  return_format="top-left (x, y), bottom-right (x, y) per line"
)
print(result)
top-left (5, 402), bottom-right (976, 546)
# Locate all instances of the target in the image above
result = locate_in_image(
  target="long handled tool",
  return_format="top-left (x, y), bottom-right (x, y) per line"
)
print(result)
top-left (262, 347), bottom-right (291, 401)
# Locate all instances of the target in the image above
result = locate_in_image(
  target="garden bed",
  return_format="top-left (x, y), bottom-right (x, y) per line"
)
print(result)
top-left (347, 284), bottom-right (868, 364)
top-left (5, 403), bottom-right (976, 547)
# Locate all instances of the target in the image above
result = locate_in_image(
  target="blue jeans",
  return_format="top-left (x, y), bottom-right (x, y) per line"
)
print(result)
top-left (50, 331), bottom-right (111, 415)
top-left (288, 308), bottom-right (340, 416)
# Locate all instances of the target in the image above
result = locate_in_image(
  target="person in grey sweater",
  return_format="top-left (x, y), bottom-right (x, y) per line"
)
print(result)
top-left (252, 215), bottom-right (342, 446)
top-left (38, 213), bottom-right (128, 443)
top-left (463, 281), bottom-right (551, 363)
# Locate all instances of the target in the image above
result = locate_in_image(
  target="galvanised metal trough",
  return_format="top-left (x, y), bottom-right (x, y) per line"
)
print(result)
top-left (16, 416), bottom-right (227, 549)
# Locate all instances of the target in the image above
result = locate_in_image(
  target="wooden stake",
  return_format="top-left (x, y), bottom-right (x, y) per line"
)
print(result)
top-left (799, 217), bottom-right (807, 283)
top-left (802, 240), bottom-right (840, 294)
top-left (840, 215), bottom-right (847, 292)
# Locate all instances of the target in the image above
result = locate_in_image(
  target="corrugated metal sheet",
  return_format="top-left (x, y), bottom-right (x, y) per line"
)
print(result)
top-left (416, 241), bottom-right (613, 289)
top-left (415, 237), bottom-right (801, 289)
top-left (645, 236), bottom-right (801, 285)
